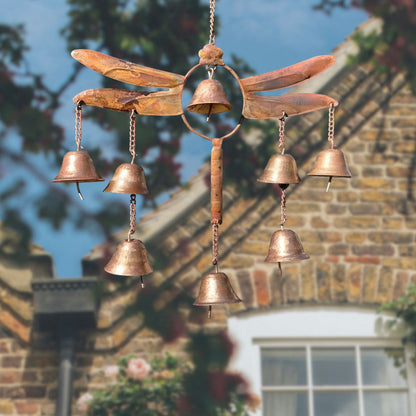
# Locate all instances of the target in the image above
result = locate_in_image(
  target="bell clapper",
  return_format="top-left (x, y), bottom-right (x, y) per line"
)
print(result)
top-left (76, 182), bottom-right (84, 201)
top-left (326, 176), bottom-right (333, 192)
top-left (278, 261), bottom-right (282, 277)
top-left (208, 305), bottom-right (212, 319)
top-left (140, 275), bottom-right (144, 288)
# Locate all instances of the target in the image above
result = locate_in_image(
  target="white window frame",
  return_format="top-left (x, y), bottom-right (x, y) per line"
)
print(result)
top-left (227, 307), bottom-right (416, 416)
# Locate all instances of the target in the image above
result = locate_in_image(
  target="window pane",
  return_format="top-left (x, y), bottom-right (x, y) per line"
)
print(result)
top-left (263, 392), bottom-right (308, 416)
top-left (314, 392), bottom-right (359, 416)
top-left (364, 392), bottom-right (408, 416)
top-left (312, 348), bottom-right (356, 385)
top-left (361, 348), bottom-right (407, 386)
top-left (261, 348), bottom-right (307, 386)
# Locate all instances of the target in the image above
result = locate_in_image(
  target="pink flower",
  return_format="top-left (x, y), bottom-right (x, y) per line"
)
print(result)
top-left (77, 392), bottom-right (93, 413)
top-left (104, 365), bottom-right (120, 378)
top-left (125, 358), bottom-right (151, 380)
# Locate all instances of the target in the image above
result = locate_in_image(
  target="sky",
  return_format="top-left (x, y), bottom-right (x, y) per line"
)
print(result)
top-left (1, 0), bottom-right (368, 277)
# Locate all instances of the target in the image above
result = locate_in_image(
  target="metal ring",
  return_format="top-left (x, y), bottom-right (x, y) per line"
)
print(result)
top-left (180, 63), bottom-right (246, 142)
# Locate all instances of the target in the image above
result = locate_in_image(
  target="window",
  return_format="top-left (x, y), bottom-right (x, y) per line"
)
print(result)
top-left (261, 344), bottom-right (409, 416)
top-left (227, 308), bottom-right (416, 416)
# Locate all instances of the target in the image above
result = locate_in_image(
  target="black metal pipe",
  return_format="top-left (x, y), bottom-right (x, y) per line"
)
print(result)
top-left (55, 323), bottom-right (75, 416)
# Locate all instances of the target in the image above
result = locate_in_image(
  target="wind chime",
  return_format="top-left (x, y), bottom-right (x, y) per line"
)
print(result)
top-left (52, 0), bottom-right (350, 317)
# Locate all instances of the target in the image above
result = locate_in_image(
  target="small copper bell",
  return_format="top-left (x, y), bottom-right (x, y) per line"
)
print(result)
top-left (52, 151), bottom-right (104, 183)
top-left (258, 154), bottom-right (301, 185)
top-left (186, 78), bottom-right (232, 118)
top-left (265, 229), bottom-right (309, 263)
top-left (308, 148), bottom-right (351, 191)
top-left (104, 239), bottom-right (153, 277)
top-left (103, 163), bottom-right (150, 195)
top-left (194, 272), bottom-right (241, 318)
top-left (308, 149), bottom-right (351, 178)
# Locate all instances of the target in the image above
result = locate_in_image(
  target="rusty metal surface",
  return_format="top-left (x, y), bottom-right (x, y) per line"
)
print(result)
top-left (71, 47), bottom-right (337, 121)
top-left (241, 55), bottom-right (335, 93)
top-left (243, 93), bottom-right (338, 119)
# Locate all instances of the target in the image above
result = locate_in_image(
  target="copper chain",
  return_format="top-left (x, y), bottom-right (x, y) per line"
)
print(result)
top-left (128, 194), bottom-right (136, 240)
top-left (212, 220), bottom-right (219, 271)
top-left (280, 189), bottom-right (287, 229)
top-left (209, 0), bottom-right (216, 45)
top-left (328, 102), bottom-right (335, 149)
top-left (75, 102), bottom-right (82, 151)
top-left (278, 112), bottom-right (286, 154)
top-left (129, 109), bottom-right (136, 163)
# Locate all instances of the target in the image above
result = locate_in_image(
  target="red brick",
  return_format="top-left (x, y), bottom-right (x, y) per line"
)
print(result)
top-left (0, 371), bottom-right (20, 383)
top-left (15, 402), bottom-right (38, 414)
top-left (253, 270), bottom-right (270, 307)
top-left (344, 256), bottom-right (381, 264)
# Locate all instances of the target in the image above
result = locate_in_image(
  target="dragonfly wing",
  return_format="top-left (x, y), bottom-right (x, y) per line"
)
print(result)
top-left (71, 49), bottom-right (185, 88)
top-left (241, 56), bottom-right (336, 93)
top-left (73, 87), bottom-right (183, 116)
top-left (243, 93), bottom-right (338, 119)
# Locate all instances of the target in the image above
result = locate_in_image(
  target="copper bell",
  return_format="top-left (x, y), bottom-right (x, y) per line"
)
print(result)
top-left (103, 163), bottom-right (150, 194)
top-left (265, 229), bottom-right (309, 263)
top-left (194, 272), bottom-right (241, 318)
top-left (308, 148), bottom-right (351, 178)
top-left (258, 154), bottom-right (301, 185)
top-left (104, 239), bottom-right (153, 277)
top-left (186, 78), bottom-right (232, 117)
top-left (52, 151), bottom-right (104, 183)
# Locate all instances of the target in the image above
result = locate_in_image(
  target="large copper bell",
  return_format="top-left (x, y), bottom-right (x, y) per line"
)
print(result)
top-left (103, 163), bottom-right (150, 194)
top-left (194, 272), bottom-right (241, 317)
top-left (52, 151), bottom-right (104, 183)
top-left (258, 154), bottom-right (301, 185)
top-left (308, 149), bottom-right (351, 178)
top-left (186, 78), bottom-right (232, 116)
top-left (265, 229), bottom-right (309, 263)
top-left (104, 239), bottom-right (153, 277)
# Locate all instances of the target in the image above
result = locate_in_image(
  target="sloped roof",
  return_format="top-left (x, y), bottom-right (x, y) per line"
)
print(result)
top-left (83, 17), bottom-right (416, 320)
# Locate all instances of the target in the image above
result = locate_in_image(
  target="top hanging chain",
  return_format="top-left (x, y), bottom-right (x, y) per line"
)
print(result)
top-left (209, 0), bottom-right (216, 45)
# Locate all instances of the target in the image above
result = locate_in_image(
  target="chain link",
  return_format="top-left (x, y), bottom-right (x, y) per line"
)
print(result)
top-left (209, 0), bottom-right (216, 45)
top-left (280, 189), bottom-right (287, 229)
top-left (129, 109), bottom-right (136, 163)
top-left (278, 112), bottom-right (286, 154)
top-left (128, 194), bottom-right (136, 240)
top-left (75, 102), bottom-right (82, 151)
top-left (212, 220), bottom-right (219, 271)
top-left (328, 102), bottom-right (335, 149)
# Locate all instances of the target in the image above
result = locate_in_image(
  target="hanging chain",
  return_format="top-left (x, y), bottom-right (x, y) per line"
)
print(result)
top-left (75, 102), bottom-right (82, 151)
top-left (328, 102), bottom-right (335, 149)
top-left (212, 220), bottom-right (219, 271)
top-left (129, 109), bottom-right (137, 163)
top-left (128, 194), bottom-right (136, 240)
top-left (278, 112), bottom-right (286, 154)
top-left (209, 0), bottom-right (216, 45)
top-left (280, 189), bottom-right (287, 229)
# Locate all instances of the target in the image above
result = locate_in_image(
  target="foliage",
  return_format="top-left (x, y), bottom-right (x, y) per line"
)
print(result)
top-left (314, 0), bottom-right (416, 92)
top-left (379, 283), bottom-right (416, 345)
top-left (77, 350), bottom-right (260, 416)
top-left (0, 1), bottom-right (254, 259)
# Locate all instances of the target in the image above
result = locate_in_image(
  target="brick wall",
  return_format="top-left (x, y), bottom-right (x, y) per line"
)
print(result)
top-left (2, 59), bottom-right (416, 415)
